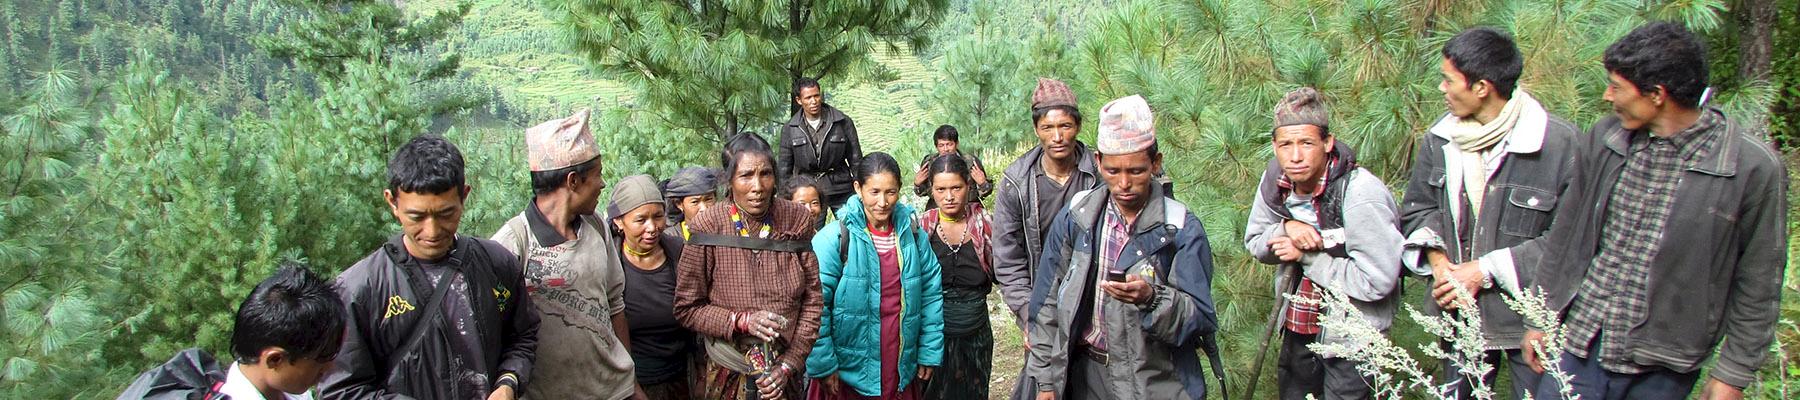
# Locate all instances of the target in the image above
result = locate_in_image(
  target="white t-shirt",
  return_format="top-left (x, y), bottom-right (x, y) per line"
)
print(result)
top-left (219, 363), bottom-right (313, 400)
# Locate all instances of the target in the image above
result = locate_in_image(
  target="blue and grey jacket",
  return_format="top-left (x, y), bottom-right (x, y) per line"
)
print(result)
top-left (1024, 184), bottom-right (1218, 400)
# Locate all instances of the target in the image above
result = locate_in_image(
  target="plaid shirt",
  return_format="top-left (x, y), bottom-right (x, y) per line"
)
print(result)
top-left (1276, 164), bottom-right (1333, 336)
top-left (1083, 203), bottom-right (1132, 352)
top-left (1563, 112), bottom-right (1722, 373)
top-left (673, 199), bottom-right (824, 369)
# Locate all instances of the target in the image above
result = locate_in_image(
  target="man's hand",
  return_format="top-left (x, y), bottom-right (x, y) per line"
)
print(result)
top-left (1432, 261), bottom-right (1483, 309)
top-left (1099, 274), bottom-right (1154, 305)
top-left (1270, 237), bottom-right (1304, 263)
top-left (1520, 329), bottom-right (1548, 374)
top-left (1697, 377), bottom-right (1745, 400)
top-left (917, 366), bottom-right (934, 381)
top-left (1283, 220), bottom-right (1323, 251)
top-left (737, 311), bottom-right (788, 342)
top-left (630, 385), bottom-right (650, 400)
top-left (1036, 391), bottom-right (1056, 400)
top-left (487, 385), bottom-right (515, 400)
top-left (971, 162), bottom-right (989, 186)
top-left (1425, 249), bottom-right (1453, 272)
top-left (755, 364), bottom-right (789, 400)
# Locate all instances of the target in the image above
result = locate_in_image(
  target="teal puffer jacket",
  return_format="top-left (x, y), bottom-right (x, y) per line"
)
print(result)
top-left (806, 194), bottom-right (945, 396)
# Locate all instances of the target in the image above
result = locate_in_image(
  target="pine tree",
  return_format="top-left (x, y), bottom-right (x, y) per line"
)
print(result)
top-left (920, 1), bottom-right (1033, 159)
top-left (0, 65), bottom-right (115, 398)
top-left (89, 54), bottom-right (285, 365)
top-left (546, 0), bottom-right (952, 140)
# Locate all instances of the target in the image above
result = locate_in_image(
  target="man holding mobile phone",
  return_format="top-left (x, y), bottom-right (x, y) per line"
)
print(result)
top-left (1026, 95), bottom-right (1219, 400)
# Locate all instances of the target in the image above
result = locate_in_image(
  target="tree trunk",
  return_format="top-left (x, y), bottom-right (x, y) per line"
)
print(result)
top-left (1736, 0), bottom-right (1775, 81)
top-left (786, 0), bottom-right (805, 118)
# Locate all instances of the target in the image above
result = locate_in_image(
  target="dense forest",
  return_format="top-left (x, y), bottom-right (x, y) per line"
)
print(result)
top-left (1, 0), bottom-right (1796, 398)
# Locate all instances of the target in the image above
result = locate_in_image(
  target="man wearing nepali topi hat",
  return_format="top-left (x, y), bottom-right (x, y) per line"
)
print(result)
top-left (491, 109), bottom-right (640, 400)
top-left (1025, 95), bottom-right (1220, 400)
top-left (994, 77), bottom-right (1104, 400)
top-left (1246, 88), bottom-right (1403, 400)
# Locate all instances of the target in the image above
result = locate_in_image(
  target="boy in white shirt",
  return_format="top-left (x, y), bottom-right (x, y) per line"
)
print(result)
top-left (218, 264), bottom-right (346, 400)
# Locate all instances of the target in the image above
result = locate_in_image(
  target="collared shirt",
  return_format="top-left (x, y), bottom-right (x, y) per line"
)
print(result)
top-left (220, 363), bottom-right (313, 400)
top-left (1564, 111), bottom-right (1723, 373)
top-left (525, 200), bottom-right (576, 247)
top-left (498, 200), bottom-right (635, 400)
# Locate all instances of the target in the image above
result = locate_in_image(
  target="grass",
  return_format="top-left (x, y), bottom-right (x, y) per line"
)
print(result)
top-left (988, 292), bottom-right (1027, 399)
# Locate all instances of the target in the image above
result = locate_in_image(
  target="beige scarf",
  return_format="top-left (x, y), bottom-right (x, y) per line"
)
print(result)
top-left (1444, 89), bottom-right (1538, 216)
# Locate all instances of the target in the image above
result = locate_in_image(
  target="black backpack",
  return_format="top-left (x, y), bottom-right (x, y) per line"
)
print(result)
top-left (116, 348), bottom-right (230, 400)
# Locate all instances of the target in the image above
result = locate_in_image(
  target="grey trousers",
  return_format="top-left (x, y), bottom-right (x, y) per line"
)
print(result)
top-left (1280, 331), bottom-right (1373, 400)
top-left (1064, 347), bottom-right (1114, 400)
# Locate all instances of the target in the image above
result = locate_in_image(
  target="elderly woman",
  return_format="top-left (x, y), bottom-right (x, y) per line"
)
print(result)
top-left (610, 175), bottom-right (699, 399)
top-left (913, 155), bottom-right (995, 400)
top-left (674, 133), bottom-right (823, 400)
top-left (807, 152), bottom-right (944, 399)
top-left (662, 166), bottom-right (720, 243)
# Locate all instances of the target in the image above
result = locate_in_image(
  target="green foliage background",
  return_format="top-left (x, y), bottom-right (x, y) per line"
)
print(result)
top-left (0, 0), bottom-right (1795, 398)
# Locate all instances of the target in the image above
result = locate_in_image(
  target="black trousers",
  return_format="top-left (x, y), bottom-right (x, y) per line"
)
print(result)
top-left (1279, 331), bottom-right (1373, 400)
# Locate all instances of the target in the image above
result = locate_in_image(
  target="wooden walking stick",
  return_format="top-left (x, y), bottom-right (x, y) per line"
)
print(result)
top-left (1245, 264), bottom-right (1301, 398)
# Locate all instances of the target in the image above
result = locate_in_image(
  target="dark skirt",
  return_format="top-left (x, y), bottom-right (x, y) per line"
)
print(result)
top-left (921, 287), bottom-right (993, 400)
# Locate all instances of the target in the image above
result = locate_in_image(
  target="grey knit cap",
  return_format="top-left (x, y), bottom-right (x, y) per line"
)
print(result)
top-left (607, 174), bottom-right (664, 217)
top-left (1273, 87), bottom-right (1330, 133)
top-left (662, 167), bottom-right (718, 198)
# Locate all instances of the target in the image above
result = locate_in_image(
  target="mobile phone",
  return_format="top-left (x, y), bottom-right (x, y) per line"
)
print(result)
top-left (1106, 269), bottom-right (1128, 282)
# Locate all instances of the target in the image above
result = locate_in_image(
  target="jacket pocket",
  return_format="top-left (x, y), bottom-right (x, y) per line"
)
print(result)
top-left (1499, 186), bottom-right (1556, 237)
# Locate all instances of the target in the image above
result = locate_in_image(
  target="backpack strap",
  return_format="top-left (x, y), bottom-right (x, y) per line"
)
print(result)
top-left (383, 262), bottom-right (457, 380)
top-left (201, 381), bottom-right (228, 400)
top-left (504, 216), bottom-right (530, 267)
top-left (688, 233), bottom-right (814, 253)
top-left (837, 220), bottom-right (850, 265)
top-left (1203, 332), bottom-right (1229, 400)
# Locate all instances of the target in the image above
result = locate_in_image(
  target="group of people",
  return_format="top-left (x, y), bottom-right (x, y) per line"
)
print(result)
top-left (120, 21), bottom-right (1785, 400)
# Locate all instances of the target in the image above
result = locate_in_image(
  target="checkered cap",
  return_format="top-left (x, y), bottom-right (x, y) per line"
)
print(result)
top-left (1031, 78), bottom-right (1078, 110)
top-left (526, 108), bottom-right (601, 171)
top-left (1096, 95), bottom-right (1156, 155)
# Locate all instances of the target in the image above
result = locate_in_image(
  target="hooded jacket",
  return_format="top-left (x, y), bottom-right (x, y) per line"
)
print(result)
top-left (1244, 142), bottom-right (1404, 348)
top-left (806, 195), bottom-right (945, 396)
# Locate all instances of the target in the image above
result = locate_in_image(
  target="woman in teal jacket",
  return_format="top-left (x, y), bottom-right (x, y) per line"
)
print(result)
top-left (807, 152), bottom-right (944, 399)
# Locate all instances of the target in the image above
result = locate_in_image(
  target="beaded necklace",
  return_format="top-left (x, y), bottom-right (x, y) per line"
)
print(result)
top-left (729, 204), bottom-right (772, 238)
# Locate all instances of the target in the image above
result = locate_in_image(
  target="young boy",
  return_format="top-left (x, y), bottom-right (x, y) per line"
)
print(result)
top-left (220, 264), bottom-right (347, 400)
top-left (118, 263), bottom-right (346, 400)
